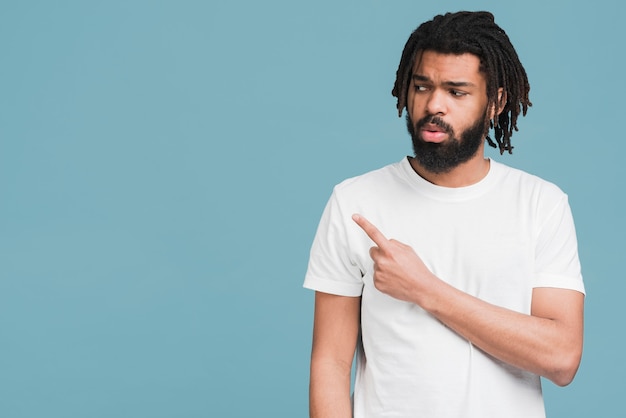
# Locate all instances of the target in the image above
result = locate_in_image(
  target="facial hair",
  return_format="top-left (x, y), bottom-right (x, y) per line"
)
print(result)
top-left (406, 113), bottom-right (489, 174)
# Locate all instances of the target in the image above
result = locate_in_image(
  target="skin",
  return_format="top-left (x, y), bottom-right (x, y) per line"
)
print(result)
top-left (309, 50), bottom-right (584, 418)
top-left (408, 50), bottom-right (499, 187)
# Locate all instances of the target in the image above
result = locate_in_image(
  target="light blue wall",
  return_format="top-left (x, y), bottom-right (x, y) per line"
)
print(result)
top-left (0, 1), bottom-right (622, 416)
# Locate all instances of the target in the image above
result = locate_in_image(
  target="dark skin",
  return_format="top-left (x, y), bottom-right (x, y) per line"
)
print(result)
top-left (309, 51), bottom-right (584, 418)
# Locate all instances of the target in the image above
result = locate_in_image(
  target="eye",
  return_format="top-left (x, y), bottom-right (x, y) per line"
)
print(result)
top-left (414, 84), bottom-right (427, 92)
top-left (450, 89), bottom-right (468, 97)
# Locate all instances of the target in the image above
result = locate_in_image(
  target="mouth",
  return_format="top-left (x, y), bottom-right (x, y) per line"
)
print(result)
top-left (420, 123), bottom-right (449, 143)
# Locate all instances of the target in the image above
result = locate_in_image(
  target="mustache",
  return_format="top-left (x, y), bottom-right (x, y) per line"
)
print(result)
top-left (414, 115), bottom-right (453, 134)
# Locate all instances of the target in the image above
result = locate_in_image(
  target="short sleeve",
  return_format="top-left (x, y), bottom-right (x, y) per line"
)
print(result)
top-left (533, 195), bottom-right (585, 294)
top-left (303, 189), bottom-right (364, 296)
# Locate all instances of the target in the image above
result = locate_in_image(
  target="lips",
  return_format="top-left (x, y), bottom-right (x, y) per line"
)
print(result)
top-left (422, 123), bottom-right (446, 132)
top-left (420, 123), bottom-right (449, 143)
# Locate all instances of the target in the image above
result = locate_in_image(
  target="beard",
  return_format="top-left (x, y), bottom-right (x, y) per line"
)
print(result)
top-left (406, 112), bottom-right (489, 174)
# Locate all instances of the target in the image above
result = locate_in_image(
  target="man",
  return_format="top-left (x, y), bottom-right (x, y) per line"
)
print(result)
top-left (303, 11), bottom-right (585, 418)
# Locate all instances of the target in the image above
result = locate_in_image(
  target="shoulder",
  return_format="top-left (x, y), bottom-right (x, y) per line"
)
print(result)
top-left (491, 160), bottom-right (568, 201)
top-left (333, 158), bottom-right (409, 197)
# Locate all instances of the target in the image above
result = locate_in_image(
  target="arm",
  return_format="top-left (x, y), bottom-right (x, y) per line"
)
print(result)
top-left (309, 291), bottom-right (361, 418)
top-left (353, 214), bottom-right (584, 386)
top-left (418, 280), bottom-right (584, 386)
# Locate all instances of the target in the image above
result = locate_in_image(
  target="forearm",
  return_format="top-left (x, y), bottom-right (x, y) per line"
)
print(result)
top-left (309, 358), bottom-right (352, 418)
top-left (309, 292), bottom-right (360, 417)
top-left (417, 278), bottom-right (584, 386)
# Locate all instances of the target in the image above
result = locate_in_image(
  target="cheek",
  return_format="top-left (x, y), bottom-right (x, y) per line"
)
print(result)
top-left (407, 93), bottom-right (424, 118)
top-left (465, 101), bottom-right (489, 125)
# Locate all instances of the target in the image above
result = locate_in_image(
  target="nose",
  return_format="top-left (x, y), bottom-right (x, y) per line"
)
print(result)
top-left (425, 89), bottom-right (447, 115)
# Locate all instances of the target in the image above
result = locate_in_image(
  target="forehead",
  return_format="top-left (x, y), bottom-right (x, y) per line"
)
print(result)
top-left (412, 50), bottom-right (485, 84)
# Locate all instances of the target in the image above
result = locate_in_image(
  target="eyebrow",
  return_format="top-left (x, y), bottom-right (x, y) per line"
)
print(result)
top-left (412, 74), bottom-right (476, 88)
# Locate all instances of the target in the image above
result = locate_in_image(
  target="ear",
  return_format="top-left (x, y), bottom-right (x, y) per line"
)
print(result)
top-left (491, 88), bottom-right (507, 118)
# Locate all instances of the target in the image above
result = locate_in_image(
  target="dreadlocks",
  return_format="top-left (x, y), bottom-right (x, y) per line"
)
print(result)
top-left (392, 11), bottom-right (531, 154)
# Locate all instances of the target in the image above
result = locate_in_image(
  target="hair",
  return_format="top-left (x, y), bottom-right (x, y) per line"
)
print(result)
top-left (392, 11), bottom-right (531, 154)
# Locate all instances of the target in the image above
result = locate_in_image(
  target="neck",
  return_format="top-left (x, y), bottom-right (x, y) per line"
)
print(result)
top-left (408, 149), bottom-right (490, 188)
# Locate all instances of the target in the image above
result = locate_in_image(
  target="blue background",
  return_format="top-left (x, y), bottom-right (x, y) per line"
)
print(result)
top-left (1, 0), bottom-right (622, 416)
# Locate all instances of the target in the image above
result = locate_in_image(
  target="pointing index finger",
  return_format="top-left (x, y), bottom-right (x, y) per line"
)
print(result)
top-left (352, 214), bottom-right (389, 248)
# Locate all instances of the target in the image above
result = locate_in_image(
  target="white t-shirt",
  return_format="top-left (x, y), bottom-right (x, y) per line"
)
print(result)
top-left (304, 157), bottom-right (585, 418)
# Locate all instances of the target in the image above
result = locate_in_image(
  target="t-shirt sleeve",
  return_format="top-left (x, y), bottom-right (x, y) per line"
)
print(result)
top-left (303, 189), bottom-right (364, 296)
top-left (533, 194), bottom-right (585, 294)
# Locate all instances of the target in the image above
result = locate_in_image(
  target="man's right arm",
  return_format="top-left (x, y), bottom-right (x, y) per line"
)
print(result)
top-left (309, 291), bottom-right (361, 418)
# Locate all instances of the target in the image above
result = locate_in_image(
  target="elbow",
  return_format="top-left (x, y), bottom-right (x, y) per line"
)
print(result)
top-left (546, 349), bottom-right (582, 387)
top-left (550, 368), bottom-right (577, 387)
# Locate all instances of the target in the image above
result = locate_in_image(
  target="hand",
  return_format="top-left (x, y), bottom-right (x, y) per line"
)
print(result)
top-left (352, 214), bottom-right (436, 303)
